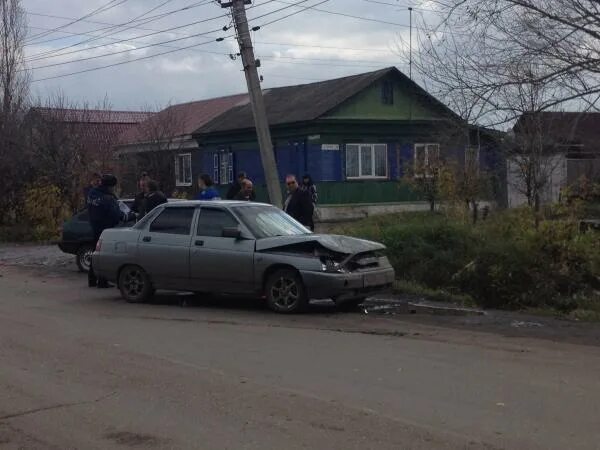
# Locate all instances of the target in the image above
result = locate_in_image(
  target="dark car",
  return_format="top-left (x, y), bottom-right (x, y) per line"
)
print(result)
top-left (58, 199), bottom-right (135, 272)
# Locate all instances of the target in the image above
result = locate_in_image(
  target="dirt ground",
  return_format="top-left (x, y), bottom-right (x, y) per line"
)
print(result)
top-left (1, 245), bottom-right (600, 449)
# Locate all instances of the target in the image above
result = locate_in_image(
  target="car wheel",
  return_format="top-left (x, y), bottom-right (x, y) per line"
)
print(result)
top-left (76, 244), bottom-right (94, 273)
top-left (265, 269), bottom-right (308, 313)
top-left (335, 297), bottom-right (367, 312)
top-left (118, 265), bottom-right (153, 303)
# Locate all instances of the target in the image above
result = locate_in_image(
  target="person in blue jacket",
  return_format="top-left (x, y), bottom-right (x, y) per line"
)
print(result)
top-left (87, 174), bottom-right (128, 288)
top-left (195, 174), bottom-right (221, 200)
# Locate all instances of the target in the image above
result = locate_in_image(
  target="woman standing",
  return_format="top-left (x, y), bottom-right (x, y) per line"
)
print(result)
top-left (195, 174), bottom-right (221, 200)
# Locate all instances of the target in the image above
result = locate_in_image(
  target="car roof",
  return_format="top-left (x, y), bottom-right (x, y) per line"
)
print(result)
top-left (163, 200), bottom-right (273, 208)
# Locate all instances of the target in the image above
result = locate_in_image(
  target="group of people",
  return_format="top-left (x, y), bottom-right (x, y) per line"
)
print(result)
top-left (132, 172), bottom-right (168, 218)
top-left (194, 172), bottom-right (256, 202)
top-left (194, 171), bottom-right (317, 230)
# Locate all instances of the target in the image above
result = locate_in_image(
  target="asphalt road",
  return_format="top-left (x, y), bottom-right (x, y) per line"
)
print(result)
top-left (1, 254), bottom-right (600, 449)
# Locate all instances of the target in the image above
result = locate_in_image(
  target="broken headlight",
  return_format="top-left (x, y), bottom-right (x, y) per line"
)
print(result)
top-left (320, 258), bottom-right (347, 273)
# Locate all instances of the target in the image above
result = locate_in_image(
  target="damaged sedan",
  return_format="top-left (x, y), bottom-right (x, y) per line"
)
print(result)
top-left (92, 201), bottom-right (395, 313)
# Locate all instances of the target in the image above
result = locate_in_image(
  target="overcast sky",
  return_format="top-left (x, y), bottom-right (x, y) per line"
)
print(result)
top-left (22, 0), bottom-right (439, 110)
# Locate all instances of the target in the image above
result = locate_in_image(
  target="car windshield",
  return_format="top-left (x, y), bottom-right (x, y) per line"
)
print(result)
top-left (232, 205), bottom-right (311, 239)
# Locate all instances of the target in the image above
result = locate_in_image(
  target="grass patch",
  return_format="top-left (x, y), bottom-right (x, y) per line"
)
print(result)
top-left (393, 280), bottom-right (477, 308)
top-left (334, 208), bottom-right (600, 315)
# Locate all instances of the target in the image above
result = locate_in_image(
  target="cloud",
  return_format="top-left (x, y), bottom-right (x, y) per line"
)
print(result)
top-left (23, 0), bottom-right (440, 108)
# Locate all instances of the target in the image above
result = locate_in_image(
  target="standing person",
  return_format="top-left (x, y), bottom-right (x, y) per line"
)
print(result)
top-left (87, 174), bottom-right (127, 288)
top-left (131, 172), bottom-right (149, 218)
top-left (195, 174), bottom-right (221, 200)
top-left (83, 172), bottom-right (101, 203)
top-left (143, 179), bottom-right (167, 213)
top-left (234, 178), bottom-right (255, 201)
top-left (283, 174), bottom-right (314, 230)
top-left (301, 174), bottom-right (318, 229)
top-left (301, 174), bottom-right (318, 205)
top-left (226, 172), bottom-right (256, 200)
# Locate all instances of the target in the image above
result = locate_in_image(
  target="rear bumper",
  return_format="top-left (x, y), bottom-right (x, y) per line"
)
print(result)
top-left (57, 241), bottom-right (83, 255)
top-left (300, 267), bottom-right (395, 301)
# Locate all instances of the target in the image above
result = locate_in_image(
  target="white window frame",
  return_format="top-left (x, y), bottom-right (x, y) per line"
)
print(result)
top-left (345, 143), bottom-right (388, 179)
top-left (175, 153), bottom-right (192, 187)
top-left (465, 145), bottom-right (480, 173)
top-left (414, 143), bottom-right (440, 177)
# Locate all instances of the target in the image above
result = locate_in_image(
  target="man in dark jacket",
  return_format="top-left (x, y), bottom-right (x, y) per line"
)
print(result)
top-left (131, 172), bottom-right (149, 218)
top-left (226, 172), bottom-right (256, 200)
top-left (234, 179), bottom-right (255, 201)
top-left (144, 179), bottom-right (167, 214)
top-left (283, 175), bottom-right (314, 230)
top-left (87, 174), bottom-right (126, 288)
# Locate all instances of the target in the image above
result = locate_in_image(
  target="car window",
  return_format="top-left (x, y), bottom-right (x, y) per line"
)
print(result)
top-left (232, 205), bottom-right (310, 239)
top-left (149, 207), bottom-right (195, 235)
top-left (197, 208), bottom-right (239, 237)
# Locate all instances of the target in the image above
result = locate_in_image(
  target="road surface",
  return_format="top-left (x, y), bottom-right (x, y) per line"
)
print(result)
top-left (1, 253), bottom-right (600, 449)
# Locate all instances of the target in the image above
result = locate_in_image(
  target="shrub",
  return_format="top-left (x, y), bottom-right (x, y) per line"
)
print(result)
top-left (22, 182), bottom-right (71, 241)
top-left (335, 210), bottom-right (600, 314)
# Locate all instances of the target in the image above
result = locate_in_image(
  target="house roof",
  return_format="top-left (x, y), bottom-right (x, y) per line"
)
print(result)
top-left (31, 107), bottom-right (153, 124)
top-left (117, 94), bottom-right (249, 146)
top-left (196, 67), bottom-right (459, 135)
top-left (514, 112), bottom-right (600, 149)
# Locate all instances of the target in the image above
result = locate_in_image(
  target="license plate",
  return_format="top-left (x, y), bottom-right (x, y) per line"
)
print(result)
top-left (364, 272), bottom-right (390, 287)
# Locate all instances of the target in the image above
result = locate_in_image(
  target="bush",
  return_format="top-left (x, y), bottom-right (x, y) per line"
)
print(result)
top-left (22, 182), bottom-right (71, 241)
top-left (335, 210), bottom-right (600, 314)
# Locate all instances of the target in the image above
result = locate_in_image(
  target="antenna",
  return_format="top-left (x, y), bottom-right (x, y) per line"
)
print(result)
top-left (409, 6), bottom-right (413, 80)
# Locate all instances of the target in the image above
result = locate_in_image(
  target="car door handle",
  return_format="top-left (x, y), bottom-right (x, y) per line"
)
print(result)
top-left (142, 236), bottom-right (151, 242)
top-left (195, 240), bottom-right (204, 246)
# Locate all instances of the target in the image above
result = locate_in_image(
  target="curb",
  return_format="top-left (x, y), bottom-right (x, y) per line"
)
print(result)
top-left (407, 302), bottom-right (486, 316)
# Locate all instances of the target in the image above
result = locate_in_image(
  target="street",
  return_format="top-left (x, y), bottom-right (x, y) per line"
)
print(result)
top-left (1, 252), bottom-right (600, 449)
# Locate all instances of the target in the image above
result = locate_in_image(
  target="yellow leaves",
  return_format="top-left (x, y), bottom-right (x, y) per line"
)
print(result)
top-left (23, 182), bottom-right (70, 241)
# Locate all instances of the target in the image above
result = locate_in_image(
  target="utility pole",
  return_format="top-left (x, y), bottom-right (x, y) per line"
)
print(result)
top-left (220, 0), bottom-right (282, 208)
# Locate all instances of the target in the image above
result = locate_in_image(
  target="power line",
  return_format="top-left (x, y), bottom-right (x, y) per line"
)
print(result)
top-left (272, 0), bottom-right (467, 35)
top-left (26, 29), bottom-right (227, 72)
top-left (25, 0), bottom-right (284, 64)
top-left (361, 0), bottom-right (439, 13)
top-left (26, 0), bottom-right (182, 61)
top-left (25, 0), bottom-right (219, 62)
top-left (26, 25), bottom-right (395, 56)
top-left (25, 0), bottom-right (130, 43)
top-left (272, 0), bottom-right (410, 28)
top-left (31, 38), bottom-right (224, 83)
top-left (26, 0), bottom-right (331, 72)
top-left (28, 0), bottom-right (325, 79)
top-left (26, 25), bottom-right (399, 67)
top-left (25, 10), bottom-right (191, 40)
top-left (259, 0), bottom-right (330, 27)
top-left (255, 40), bottom-right (392, 53)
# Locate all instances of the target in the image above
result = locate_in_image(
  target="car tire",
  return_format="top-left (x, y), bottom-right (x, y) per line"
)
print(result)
top-left (118, 265), bottom-right (153, 303)
top-left (265, 269), bottom-right (308, 314)
top-left (76, 244), bottom-right (94, 273)
top-left (335, 297), bottom-right (367, 312)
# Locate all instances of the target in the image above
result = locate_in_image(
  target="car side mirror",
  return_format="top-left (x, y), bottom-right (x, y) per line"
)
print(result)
top-left (222, 226), bottom-right (241, 239)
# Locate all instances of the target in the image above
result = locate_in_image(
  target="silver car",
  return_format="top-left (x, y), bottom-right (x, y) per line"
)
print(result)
top-left (92, 201), bottom-right (395, 313)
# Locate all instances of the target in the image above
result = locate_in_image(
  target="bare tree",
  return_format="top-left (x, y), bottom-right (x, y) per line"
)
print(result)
top-left (118, 102), bottom-right (187, 196)
top-left (0, 0), bottom-right (29, 224)
top-left (26, 93), bottom-right (91, 212)
top-left (398, 1), bottom-right (596, 214)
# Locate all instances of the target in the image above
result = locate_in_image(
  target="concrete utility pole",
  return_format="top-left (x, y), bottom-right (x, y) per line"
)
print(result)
top-left (220, 0), bottom-right (283, 208)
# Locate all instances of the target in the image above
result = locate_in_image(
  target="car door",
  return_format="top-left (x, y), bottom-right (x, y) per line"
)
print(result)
top-left (137, 206), bottom-right (196, 289)
top-left (189, 207), bottom-right (255, 294)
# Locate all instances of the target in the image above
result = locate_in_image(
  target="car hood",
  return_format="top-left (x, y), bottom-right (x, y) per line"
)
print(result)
top-left (255, 234), bottom-right (385, 254)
